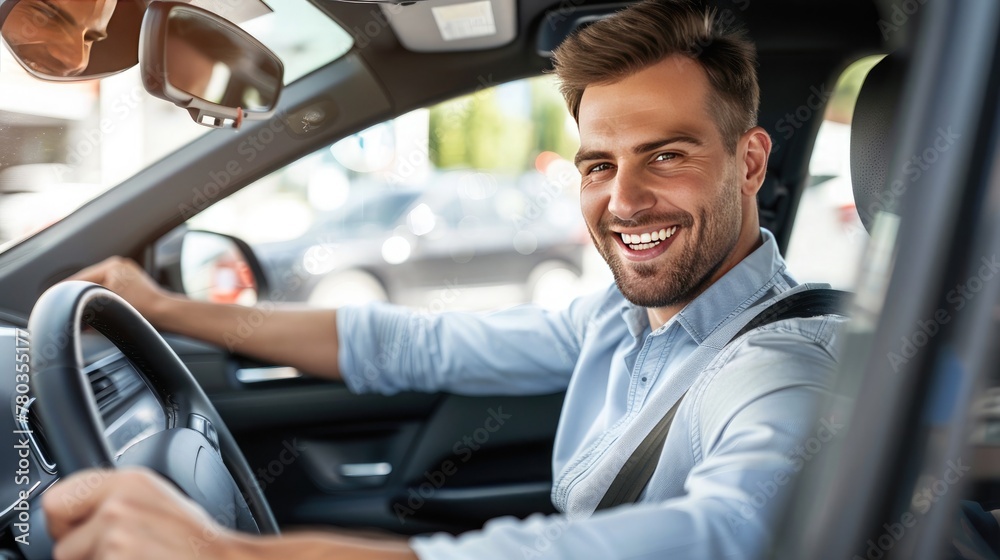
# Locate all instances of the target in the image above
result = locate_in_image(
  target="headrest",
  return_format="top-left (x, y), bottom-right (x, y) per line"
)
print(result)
top-left (850, 54), bottom-right (907, 233)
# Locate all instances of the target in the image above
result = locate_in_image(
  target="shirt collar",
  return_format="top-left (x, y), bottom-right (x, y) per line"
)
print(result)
top-left (617, 228), bottom-right (792, 344)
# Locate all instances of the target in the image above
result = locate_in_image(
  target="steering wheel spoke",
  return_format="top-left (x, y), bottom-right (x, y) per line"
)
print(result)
top-left (116, 428), bottom-right (257, 531)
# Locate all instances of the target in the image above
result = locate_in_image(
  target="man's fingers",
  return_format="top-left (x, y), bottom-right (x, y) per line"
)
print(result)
top-left (41, 469), bottom-right (116, 540)
top-left (45, 469), bottom-right (219, 560)
top-left (67, 257), bottom-right (123, 284)
top-left (66, 264), bottom-right (105, 284)
top-left (49, 512), bottom-right (103, 560)
top-left (67, 257), bottom-right (146, 296)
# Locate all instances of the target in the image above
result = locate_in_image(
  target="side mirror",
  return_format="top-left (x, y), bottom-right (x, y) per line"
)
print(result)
top-left (180, 231), bottom-right (269, 305)
top-left (139, 1), bottom-right (283, 129)
top-left (0, 0), bottom-right (144, 80)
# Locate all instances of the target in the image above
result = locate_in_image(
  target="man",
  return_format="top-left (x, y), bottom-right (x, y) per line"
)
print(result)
top-left (1, 0), bottom-right (117, 77)
top-left (45, 1), bottom-right (845, 558)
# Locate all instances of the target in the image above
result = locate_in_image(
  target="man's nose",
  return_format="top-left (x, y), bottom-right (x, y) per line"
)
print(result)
top-left (607, 165), bottom-right (656, 221)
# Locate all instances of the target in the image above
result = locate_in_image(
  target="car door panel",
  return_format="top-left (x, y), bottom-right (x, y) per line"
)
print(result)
top-left (164, 336), bottom-right (563, 534)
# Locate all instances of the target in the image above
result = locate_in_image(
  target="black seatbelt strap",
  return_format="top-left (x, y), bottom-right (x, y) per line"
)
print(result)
top-left (595, 390), bottom-right (686, 510)
top-left (594, 288), bottom-right (849, 511)
top-left (730, 288), bottom-right (851, 342)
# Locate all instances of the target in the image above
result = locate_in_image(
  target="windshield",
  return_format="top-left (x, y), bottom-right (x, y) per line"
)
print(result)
top-left (0, 0), bottom-right (353, 252)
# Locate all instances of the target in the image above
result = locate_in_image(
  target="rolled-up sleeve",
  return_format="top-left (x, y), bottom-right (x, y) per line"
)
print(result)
top-left (337, 289), bottom-right (607, 396)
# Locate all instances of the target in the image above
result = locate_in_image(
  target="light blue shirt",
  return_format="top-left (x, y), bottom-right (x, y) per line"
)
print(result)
top-left (338, 228), bottom-right (845, 559)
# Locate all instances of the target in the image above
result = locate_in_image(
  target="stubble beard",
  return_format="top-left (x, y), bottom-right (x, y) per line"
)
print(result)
top-left (591, 174), bottom-right (744, 309)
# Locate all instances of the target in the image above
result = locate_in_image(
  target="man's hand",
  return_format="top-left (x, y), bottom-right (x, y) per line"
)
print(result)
top-left (42, 468), bottom-right (246, 560)
top-left (42, 468), bottom-right (420, 560)
top-left (70, 257), bottom-right (177, 322)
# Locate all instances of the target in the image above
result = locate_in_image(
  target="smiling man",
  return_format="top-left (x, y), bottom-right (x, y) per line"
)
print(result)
top-left (573, 52), bottom-right (764, 329)
top-left (53, 1), bottom-right (845, 558)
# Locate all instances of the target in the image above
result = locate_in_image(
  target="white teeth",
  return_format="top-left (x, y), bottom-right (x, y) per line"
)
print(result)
top-left (619, 227), bottom-right (679, 246)
top-left (627, 241), bottom-right (661, 250)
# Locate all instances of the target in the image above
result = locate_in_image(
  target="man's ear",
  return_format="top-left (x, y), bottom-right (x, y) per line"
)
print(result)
top-left (739, 126), bottom-right (772, 197)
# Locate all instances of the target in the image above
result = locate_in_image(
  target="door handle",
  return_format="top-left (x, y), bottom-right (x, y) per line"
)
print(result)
top-left (339, 462), bottom-right (392, 478)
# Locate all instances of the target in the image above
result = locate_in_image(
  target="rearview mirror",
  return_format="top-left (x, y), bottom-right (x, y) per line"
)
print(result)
top-left (0, 0), bottom-right (144, 80)
top-left (140, 1), bottom-right (283, 129)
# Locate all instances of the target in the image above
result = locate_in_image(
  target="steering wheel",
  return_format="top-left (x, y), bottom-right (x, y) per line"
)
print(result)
top-left (27, 281), bottom-right (278, 535)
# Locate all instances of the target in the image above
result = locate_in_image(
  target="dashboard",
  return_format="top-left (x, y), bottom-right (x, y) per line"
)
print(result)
top-left (0, 325), bottom-right (171, 544)
top-left (80, 353), bottom-right (169, 456)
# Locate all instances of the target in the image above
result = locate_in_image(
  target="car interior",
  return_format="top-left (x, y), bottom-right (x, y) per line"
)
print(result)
top-left (0, 0), bottom-right (996, 558)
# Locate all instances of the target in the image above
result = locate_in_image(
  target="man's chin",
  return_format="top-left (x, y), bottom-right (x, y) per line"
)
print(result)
top-left (614, 270), bottom-right (684, 309)
top-left (617, 285), bottom-right (684, 309)
top-left (613, 257), bottom-right (719, 309)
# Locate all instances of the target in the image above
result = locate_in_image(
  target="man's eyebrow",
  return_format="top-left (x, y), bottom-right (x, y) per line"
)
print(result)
top-left (574, 135), bottom-right (705, 167)
top-left (574, 149), bottom-right (612, 167)
top-left (632, 135), bottom-right (704, 154)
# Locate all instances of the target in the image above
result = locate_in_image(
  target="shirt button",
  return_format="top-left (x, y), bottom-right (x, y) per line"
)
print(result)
top-left (641, 377), bottom-right (647, 382)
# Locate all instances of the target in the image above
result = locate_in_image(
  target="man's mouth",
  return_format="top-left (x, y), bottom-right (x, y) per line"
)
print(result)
top-left (618, 226), bottom-right (678, 251)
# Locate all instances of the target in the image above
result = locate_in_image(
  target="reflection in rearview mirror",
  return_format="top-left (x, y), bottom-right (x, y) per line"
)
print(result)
top-left (141, 2), bottom-right (283, 129)
top-left (166, 9), bottom-right (278, 111)
top-left (181, 231), bottom-right (259, 306)
top-left (0, 0), bottom-right (143, 80)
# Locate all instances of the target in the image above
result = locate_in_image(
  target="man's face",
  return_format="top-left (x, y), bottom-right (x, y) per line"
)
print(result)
top-left (576, 55), bottom-right (748, 309)
top-left (2, 0), bottom-right (118, 77)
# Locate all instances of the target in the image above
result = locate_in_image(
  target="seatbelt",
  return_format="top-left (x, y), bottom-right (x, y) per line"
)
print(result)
top-left (594, 288), bottom-right (849, 511)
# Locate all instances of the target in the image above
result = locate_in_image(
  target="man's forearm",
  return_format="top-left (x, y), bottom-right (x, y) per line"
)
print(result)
top-left (148, 294), bottom-right (342, 380)
top-left (226, 532), bottom-right (419, 560)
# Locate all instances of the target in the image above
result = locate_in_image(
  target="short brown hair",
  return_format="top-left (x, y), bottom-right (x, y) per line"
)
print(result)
top-left (552, 0), bottom-right (759, 153)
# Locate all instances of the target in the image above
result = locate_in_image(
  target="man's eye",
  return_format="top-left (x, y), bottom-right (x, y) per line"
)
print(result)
top-left (653, 153), bottom-right (678, 162)
top-left (30, 4), bottom-right (59, 22)
top-left (588, 163), bottom-right (613, 174)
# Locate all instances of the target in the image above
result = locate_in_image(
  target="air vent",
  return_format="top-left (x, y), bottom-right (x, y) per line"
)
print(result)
top-left (21, 355), bottom-right (148, 475)
top-left (86, 357), bottom-right (145, 414)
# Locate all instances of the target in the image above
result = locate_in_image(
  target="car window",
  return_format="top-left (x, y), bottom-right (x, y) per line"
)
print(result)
top-left (784, 55), bottom-right (884, 289)
top-left (322, 191), bottom-right (422, 235)
top-left (186, 75), bottom-right (612, 311)
top-left (0, 0), bottom-right (352, 253)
